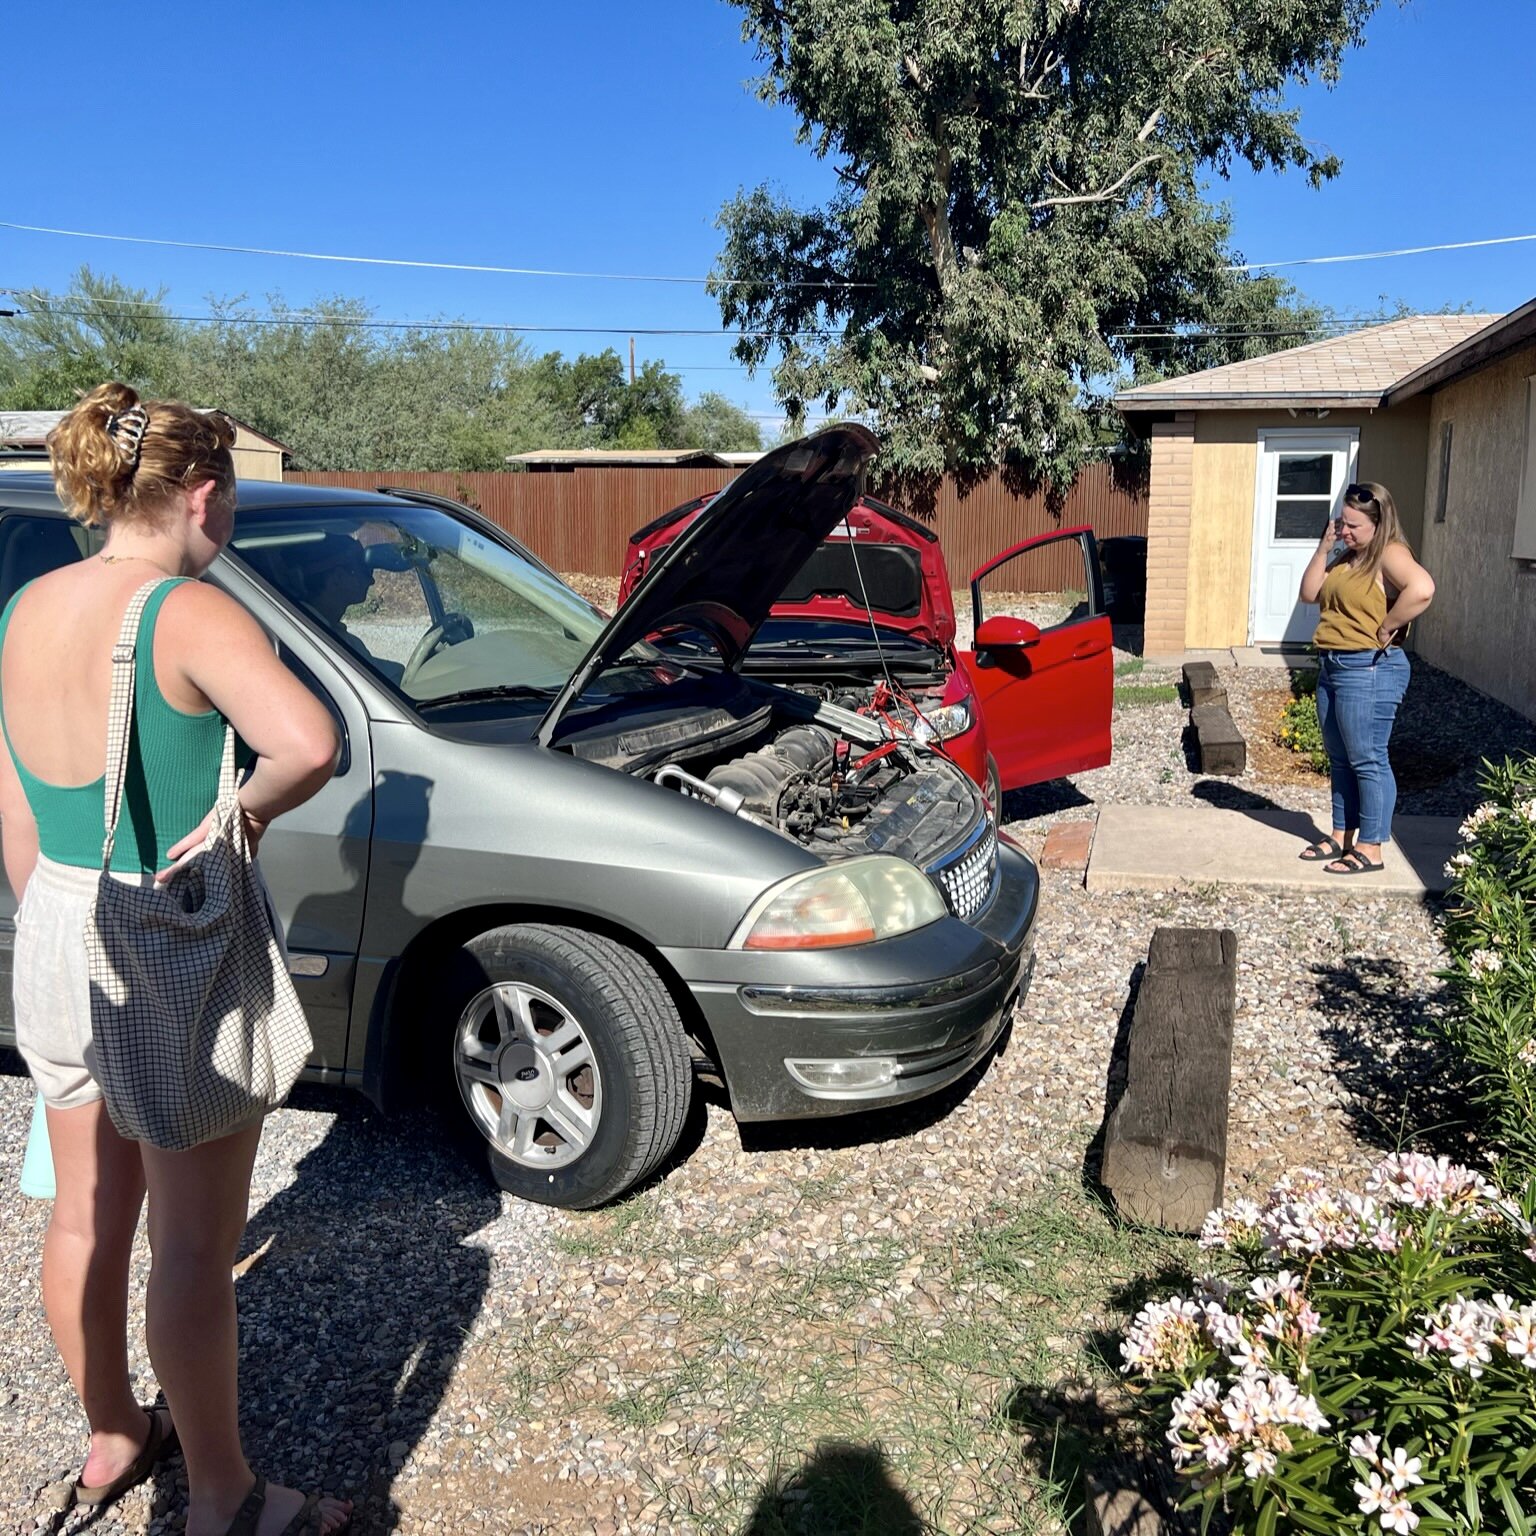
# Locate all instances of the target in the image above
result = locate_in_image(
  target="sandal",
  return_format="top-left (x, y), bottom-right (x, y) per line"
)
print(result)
top-left (1325, 848), bottom-right (1385, 876)
top-left (224, 1474), bottom-right (350, 1536)
top-left (1299, 835), bottom-right (1347, 862)
top-left (73, 1404), bottom-right (178, 1511)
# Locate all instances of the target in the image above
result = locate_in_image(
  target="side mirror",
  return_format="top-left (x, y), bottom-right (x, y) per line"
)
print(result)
top-left (975, 615), bottom-right (1042, 649)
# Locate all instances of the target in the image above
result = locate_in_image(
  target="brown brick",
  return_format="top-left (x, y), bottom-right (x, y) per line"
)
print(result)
top-left (1040, 818), bottom-right (1096, 871)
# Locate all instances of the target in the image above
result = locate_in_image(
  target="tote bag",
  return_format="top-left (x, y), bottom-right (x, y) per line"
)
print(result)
top-left (85, 581), bottom-right (312, 1150)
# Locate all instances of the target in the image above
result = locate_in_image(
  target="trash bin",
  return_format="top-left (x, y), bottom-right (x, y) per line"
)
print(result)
top-left (1099, 535), bottom-right (1147, 624)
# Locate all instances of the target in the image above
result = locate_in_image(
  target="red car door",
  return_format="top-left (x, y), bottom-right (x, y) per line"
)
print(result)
top-left (957, 528), bottom-right (1113, 791)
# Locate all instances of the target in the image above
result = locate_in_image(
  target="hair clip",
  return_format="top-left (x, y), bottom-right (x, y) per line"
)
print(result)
top-left (104, 404), bottom-right (150, 470)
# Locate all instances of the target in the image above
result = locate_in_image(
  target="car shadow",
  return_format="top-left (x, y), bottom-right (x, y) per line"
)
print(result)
top-left (1001, 779), bottom-right (1095, 823)
top-left (217, 1089), bottom-right (500, 1533)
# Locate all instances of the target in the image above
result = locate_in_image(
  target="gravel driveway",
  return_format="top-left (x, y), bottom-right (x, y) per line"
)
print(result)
top-left (2, 590), bottom-right (1527, 1535)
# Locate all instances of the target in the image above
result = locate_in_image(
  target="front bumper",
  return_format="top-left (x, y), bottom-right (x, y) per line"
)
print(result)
top-left (659, 843), bottom-right (1038, 1121)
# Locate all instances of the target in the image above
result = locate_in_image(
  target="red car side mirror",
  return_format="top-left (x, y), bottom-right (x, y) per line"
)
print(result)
top-left (975, 615), bottom-right (1042, 649)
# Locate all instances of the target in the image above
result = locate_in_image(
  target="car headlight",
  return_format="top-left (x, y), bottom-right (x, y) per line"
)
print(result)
top-left (921, 699), bottom-right (974, 740)
top-left (730, 855), bottom-right (947, 950)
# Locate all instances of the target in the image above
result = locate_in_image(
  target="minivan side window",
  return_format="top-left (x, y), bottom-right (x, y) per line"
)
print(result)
top-left (0, 515), bottom-right (90, 606)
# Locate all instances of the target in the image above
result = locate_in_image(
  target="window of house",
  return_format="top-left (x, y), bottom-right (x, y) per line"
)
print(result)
top-left (1434, 421), bottom-right (1453, 525)
top-left (1517, 377), bottom-right (1536, 563)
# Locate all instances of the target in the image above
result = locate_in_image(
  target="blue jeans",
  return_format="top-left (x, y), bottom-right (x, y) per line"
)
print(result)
top-left (1315, 648), bottom-right (1410, 844)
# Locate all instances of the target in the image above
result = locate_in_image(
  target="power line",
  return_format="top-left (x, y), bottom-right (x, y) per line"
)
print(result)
top-left (1228, 231), bottom-right (1536, 271)
top-left (0, 219), bottom-right (868, 288)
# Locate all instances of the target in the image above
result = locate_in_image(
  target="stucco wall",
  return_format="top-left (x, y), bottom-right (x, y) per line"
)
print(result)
top-left (1179, 403), bottom-right (1432, 648)
top-left (231, 441), bottom-right (284, 482)
top-left (1416, 341), bottom-right (1536, 722)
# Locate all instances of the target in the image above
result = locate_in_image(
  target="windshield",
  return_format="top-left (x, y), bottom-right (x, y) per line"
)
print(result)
top-left (230, 503), bottom-right (634, 705)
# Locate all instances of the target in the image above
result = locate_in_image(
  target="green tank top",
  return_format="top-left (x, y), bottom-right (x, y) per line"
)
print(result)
top-left (0, 578), bottom-right (228, 874)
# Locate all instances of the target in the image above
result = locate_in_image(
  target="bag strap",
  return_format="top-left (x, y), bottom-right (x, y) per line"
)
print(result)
top-left (101, 579), bottom-right (237, 868)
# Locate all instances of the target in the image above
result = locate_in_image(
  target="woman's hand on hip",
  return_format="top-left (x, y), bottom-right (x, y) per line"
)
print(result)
top-left (158, 805), bottom-right (269, 883)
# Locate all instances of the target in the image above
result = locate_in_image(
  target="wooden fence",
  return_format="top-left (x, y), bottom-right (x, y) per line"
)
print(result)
top-left (285, 462), bottom-right (1147, 590)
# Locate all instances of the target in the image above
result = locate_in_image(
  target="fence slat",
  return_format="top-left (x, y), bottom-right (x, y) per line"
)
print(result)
top-left (284, 463), bottom-right (1146, 591)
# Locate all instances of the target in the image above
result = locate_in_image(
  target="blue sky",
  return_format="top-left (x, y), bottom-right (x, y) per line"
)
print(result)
top-left (4, 0), bottom-right (1533, 430)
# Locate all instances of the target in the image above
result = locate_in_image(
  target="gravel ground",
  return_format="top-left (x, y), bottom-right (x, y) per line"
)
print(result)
top-left (1, 584), bottom-right (1527, 1534)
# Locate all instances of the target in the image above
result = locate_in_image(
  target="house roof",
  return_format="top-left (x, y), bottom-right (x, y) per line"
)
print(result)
top-left (1113, 313), bottom-right (1501, 412)
top-left (505, 447), bottom-right (739, 469)
top-left (0, 408), bottom-right (290, 453)
top-left (1384, 296), bottom-right (1536, 405)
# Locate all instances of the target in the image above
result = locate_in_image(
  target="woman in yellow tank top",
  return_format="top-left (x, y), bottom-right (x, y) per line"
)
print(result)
top-left (1296, 482), bottom-right (1435, 875)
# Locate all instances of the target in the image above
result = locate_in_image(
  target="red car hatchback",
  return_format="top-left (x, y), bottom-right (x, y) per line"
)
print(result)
top-left (618, 493), bottom-right (1114, 811)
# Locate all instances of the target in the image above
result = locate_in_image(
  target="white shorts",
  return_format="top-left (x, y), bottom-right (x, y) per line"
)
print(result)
top-left (12, 853), bottom-right (156, 1111)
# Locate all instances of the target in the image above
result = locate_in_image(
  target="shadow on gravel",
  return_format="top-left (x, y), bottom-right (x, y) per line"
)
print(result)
top-left (1081, 963), bottom-right (1143, 1203)
top-left (1001, 779), bottom-right (1093, 823)
top-left (231, 1091), bottom-right (499, 1534)
top-left (1003, 1381), bottom-right (1204, 1536)
top-left (739, 1440), bottom-right (922, 1535)
top-left (735, 1017), bottom-right (1014, 1157)
top-left (1309, 956), bottom-right (1478, 1159)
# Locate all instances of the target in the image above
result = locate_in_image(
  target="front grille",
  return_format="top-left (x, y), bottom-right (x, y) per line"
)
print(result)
top-left (930, 826), bottom-right (999, 921)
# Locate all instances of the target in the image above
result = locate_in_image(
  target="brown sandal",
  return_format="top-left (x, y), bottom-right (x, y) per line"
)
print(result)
top-left (73, 1404), bottom-right (178, 1510)
top-left (224, 1475), bottom-right (348, 1536)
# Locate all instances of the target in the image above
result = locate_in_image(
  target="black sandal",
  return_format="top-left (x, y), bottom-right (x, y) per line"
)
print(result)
top-left (1325, 847), bottom-right (1384, 875)
top-left (1300, 836), bottom-right (1346, 862)
top-left (224, 1474), bottom-right (350, 1536)
top-left (72, 1405), bottom-right (178, 1512)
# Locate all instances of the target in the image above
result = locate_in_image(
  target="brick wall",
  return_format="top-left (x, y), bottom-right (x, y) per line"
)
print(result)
top-left (1142, 415), bottom-right (1195, 656)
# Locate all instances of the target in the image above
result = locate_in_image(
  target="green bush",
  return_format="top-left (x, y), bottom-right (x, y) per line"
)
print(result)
top-left (1439, 756), bottom-right (1536, 1180)
top-left (1278, 680), bottom-right (1328, 774)
top-left (1122, 1158), bottom-right (1536, 1535)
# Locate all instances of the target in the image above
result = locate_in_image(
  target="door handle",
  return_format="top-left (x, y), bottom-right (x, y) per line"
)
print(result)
top-left (1071, 639), bottom-right (1108, 660)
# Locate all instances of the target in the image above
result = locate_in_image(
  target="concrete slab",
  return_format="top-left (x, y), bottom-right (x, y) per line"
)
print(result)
top-left (1086, 804), bottom-right (1458, 899)
top-left (1230, 646), bottom-right (1319, 670)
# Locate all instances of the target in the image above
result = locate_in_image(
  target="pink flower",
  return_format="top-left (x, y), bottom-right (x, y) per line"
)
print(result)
top-left (1241, 1447), bottom-right (1277, 1480)
top-left (1349, 1432), bottom-right (1382, 1465)
top-left (1381, 1494), bottom-right (1420, 1533)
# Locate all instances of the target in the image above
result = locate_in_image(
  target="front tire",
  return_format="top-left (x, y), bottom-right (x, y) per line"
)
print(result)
top-left (445, 924), bottom-right (692, 1208)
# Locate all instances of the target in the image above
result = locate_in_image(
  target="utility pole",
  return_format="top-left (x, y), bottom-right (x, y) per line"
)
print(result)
top-left (628, 336), bottom-right (636, 386)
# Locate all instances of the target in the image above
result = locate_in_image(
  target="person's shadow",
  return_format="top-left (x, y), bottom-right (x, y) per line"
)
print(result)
top-left (739, 1440), bottom-right (923, 1535)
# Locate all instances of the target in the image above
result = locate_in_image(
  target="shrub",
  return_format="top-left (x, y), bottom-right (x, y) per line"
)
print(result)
top-left (1122, 1157), bottom-right (1536, 1535)
top-left (1278, 669), bottom-right (1327, 774)
top-left (1439, 756), bottom-right (1536, 1180)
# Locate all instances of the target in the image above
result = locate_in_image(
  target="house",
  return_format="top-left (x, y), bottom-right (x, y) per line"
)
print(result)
top-left (0, 409), bottom-right (290, 481)
top-left (506, 448), bottom-right (759, 471)
top-left (1114, 306), bottom-right (1536, 721)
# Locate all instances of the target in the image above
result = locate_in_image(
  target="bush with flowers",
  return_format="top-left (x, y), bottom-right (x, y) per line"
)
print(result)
top-left (1276, 670), bottom-right (1328, 774)
top-left (1121, 1155), bottom-right (1536, 1533)
top-left (1439, 756), bottom-right (1536, 1179)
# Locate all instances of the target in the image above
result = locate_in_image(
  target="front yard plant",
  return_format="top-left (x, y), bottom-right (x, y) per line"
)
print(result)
top-left (1439, 755), bottom-right (1536, 1179)
top-left (1122, 1156), bottom-right (1536, 1534)
top-left (1277, 668), bottom-right (1327, 774)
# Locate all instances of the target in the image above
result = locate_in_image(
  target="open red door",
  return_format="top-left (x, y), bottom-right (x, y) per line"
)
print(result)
top-left (957, 527), bottom-right (1113, 791)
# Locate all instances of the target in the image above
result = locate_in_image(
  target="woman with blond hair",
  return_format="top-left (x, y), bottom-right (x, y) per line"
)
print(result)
top-left (0, 384), bottom-right (350, 1535)
top-left (1296, 480), bottom-right (1435, 876)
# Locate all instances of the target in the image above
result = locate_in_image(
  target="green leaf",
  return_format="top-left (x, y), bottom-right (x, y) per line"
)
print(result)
top-left (1493, 1474), bottom-right (1530, 1535)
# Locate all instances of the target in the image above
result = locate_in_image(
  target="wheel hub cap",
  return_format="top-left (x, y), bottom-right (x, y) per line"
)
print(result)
top-left (495, 1041), bottom-right (551, 1110)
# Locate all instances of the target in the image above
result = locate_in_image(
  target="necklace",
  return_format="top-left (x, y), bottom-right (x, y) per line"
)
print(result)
top-left (98, 552), bottom-right (179, 578)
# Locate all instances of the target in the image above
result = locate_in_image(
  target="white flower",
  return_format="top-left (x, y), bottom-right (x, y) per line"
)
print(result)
top-left (1519, 1039), bottom-right (1536, 1068)
top-left (1459, 803), bottom-right (1499, 840)
top-left (1349, 1432), bottom-right (1383, 1465)
top-left (1468, 948), bottom-right (1503, 978)
top-left (1381, 1494), bottom-right (1420, 1533)
top-left (1514, 797), bottom-right (1536, 824)
top-left (1355, 1473), bottom-right (1391, 1515)
top-left (1383, 1446), bottom-right (1424, 1490)
top-left (1241, 1447), bottom-right (1277, 1480)
top-left (1444, 850), bottom-right (1474, 877)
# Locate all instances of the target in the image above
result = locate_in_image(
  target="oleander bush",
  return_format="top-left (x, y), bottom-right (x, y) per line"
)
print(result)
top-left (1439, 756), bottom-right (1536, 1181)
top-left (1278, 669), bottom-right (1327, 774)
top-left (1122, 1157), bottom-right (1536, 1535)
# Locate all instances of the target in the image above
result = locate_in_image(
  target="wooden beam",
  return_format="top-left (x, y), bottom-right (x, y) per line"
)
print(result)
top-left (1190, 702), bottom-right (1245, 775)
top-left (1180, 660), bottom-right (1226, 709)
top-left (1102, 927), bottom-right (1237, 1233)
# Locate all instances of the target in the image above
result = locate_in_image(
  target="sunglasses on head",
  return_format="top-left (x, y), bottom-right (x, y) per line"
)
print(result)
top-left (1343, 484), bottom-right (1377, 508)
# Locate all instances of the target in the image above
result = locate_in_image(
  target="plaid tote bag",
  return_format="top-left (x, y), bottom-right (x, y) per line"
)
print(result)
top-left (85, 581), bottom-right (312, 1150)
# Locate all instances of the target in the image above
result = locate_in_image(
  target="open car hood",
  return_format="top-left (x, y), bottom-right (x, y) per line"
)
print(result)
top-left (536, 425), bottom-right (879, 747)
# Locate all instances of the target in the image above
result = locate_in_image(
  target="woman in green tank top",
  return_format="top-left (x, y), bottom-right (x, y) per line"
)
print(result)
top-left (1296, 481), bottom-right (1436, 876)
top-left (0, 385), bottom-right (348, 1534)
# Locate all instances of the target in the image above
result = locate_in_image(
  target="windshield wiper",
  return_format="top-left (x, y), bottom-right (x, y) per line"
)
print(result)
top-left (417, 684), bottom-right (554, 708)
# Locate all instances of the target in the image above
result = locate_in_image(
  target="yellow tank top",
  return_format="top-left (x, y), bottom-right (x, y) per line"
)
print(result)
top-left (1313, 559), bottom-right (1388, 652)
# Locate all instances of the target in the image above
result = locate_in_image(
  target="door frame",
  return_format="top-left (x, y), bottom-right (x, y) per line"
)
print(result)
top-left (1248, 426), bottom-right (1359, 644)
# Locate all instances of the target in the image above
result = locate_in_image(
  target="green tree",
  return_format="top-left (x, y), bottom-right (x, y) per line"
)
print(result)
top-left (712, 0), bottom-right (1377, 489)
top-left (679, 392), bottom-right (764, 453)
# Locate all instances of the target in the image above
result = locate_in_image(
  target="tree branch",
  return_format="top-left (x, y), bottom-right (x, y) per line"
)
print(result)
top-left (1136, 49), bottom-right (1225, 142)
top-left (1030, 153), bottom-right (1163, 210)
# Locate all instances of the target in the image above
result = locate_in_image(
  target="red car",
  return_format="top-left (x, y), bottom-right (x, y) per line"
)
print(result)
top-left (618, 493), bottom-right (1113, 812)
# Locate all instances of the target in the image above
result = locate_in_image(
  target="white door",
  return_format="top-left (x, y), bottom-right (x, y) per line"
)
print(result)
top-left (1250, 428), bottom-right (1359, 644)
